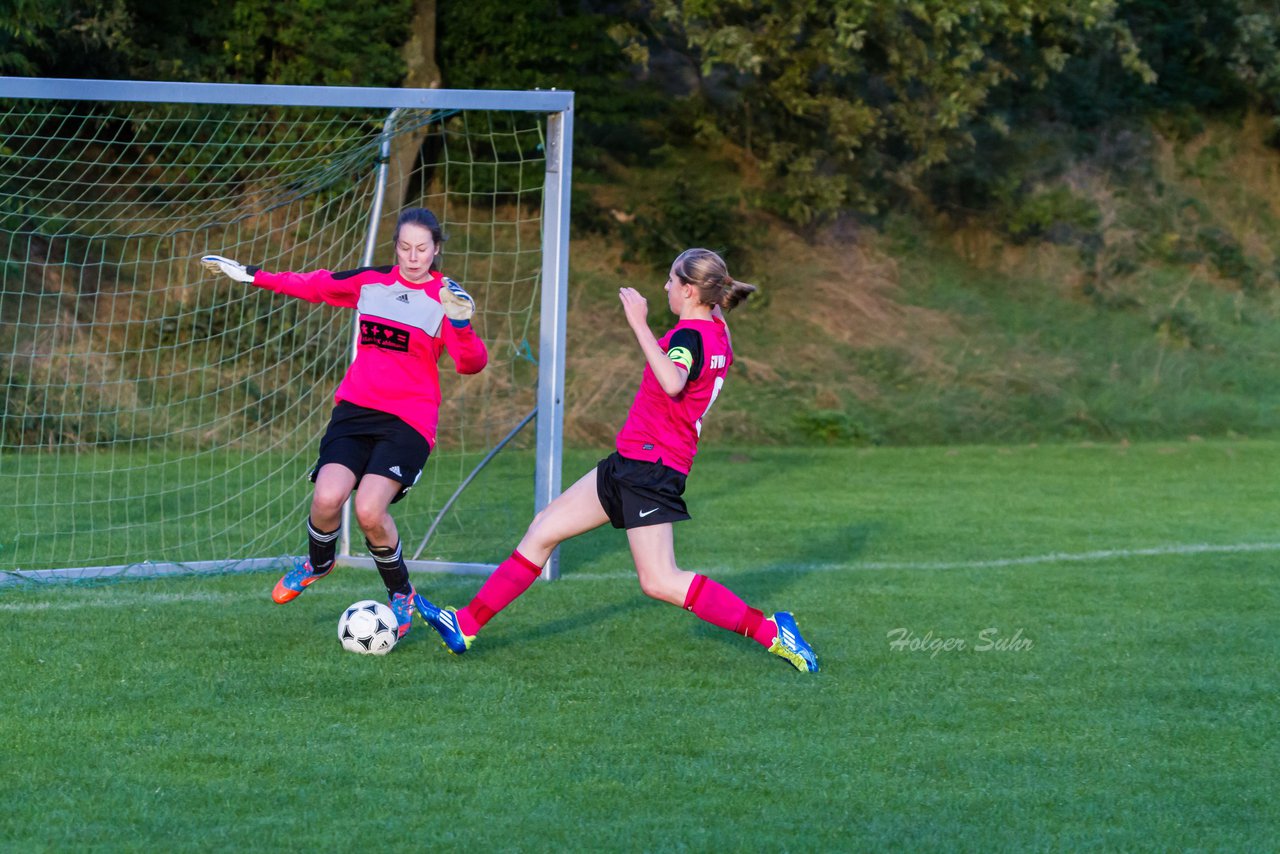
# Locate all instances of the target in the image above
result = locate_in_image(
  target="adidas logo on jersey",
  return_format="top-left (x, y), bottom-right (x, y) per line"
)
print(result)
top-left (396, 293), bottom-right (410, 303)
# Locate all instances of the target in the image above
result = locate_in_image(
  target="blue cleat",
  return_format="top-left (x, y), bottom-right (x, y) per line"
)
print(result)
top-left (271, 557), bottom-right (332, 604)
top-left (768, 612), bottom-right (818, 673)
top-left (388, 587), bottom-right (416, 639)
top-left (413, 592), bottom-right (474, 655)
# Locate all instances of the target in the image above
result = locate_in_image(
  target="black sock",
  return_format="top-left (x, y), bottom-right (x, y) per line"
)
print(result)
top-left (367, 539), bottom-right (411, 597)
top-left (307, 518), bottom-right (339, 574)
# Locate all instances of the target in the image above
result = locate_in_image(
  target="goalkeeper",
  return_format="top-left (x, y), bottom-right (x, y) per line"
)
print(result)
top-left (202, 207), bottom-right (487, 639)
top-left (415, 248), bottom-right (818, 672)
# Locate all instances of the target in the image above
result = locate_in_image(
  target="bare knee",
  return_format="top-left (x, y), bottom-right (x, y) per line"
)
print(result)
top-left (635, 564), bottom-right (687, 606)
top-left (354, 502), bottom-right (391, 540)
top-left (311, 485), bottom-right (347, 525)
top-left (517, 508), bottom-right (559, 560)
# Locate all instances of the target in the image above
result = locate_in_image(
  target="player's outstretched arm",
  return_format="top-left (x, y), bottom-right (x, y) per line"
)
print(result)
top-left (200, 255), bottom-right (260, 283)
top-left (201, 258), bottom-right (359, 306)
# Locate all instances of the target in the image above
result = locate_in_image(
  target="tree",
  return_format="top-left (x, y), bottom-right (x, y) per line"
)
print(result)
top-left (387, 0), bottom-right (442, 214)
top-left (645, 0), bottom-right (1152, 224)
top-left (437, 0), bottom-right (658, 162)
top-left (1, 0), bottom-right (135, 77)
top-left (1, 0), bottom-right (411, 87)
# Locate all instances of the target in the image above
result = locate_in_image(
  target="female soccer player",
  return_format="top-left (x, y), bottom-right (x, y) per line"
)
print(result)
top-left (415, 248), bottom-right (818, 672)
top-left (201, 207), bottom-right (488, 639)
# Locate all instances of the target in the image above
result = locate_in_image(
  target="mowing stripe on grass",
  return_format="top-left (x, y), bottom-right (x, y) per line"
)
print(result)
top-left (4, 539), bottom-right (1278, 611)
top-left (564, 539), bottom-right (1280, 579)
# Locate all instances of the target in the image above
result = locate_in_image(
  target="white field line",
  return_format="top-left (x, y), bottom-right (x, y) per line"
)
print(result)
top-left (2, 540), bottom-right (1278, 611)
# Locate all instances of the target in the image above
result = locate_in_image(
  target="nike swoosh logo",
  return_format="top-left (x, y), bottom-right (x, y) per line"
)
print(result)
top-left (638, 508), bottom-right (659, 517)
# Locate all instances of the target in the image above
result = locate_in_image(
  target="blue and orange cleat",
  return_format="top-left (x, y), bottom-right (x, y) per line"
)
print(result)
top-left (388, 587), bottom-right (416, 639)
top-left (768, 611), bottom-right (818, 673)
top-left (271, 557), bottom-right (333, 604)
top-left (413, 593), bottom-right (474, 654)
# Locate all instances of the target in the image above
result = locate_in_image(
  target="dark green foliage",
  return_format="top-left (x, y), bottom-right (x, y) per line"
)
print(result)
top-left (1195, 226), bottom-right (1260, 290)
top-left (437, 0), bottom-right (664, 164)
top-left (224, 1), bottom-right (411, 86)
top-left (0, 0), bottom-right (411, 86)
top-left (618, 180), bottom-right (751, 268)
top-left (1028, 0), bottom-right (1250, 127)
top-left (791, 408), bottom-right (878, 446)
top-left (926, 0), bottom-right (1280, 231)
top-left (5, 1), bottom-right (1278, 227)
top-left (1001, 186), bottom-right (1102, 244)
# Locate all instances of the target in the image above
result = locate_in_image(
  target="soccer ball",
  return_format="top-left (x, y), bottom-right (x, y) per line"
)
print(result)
top-left (337, 600), bottom-right (399, 655)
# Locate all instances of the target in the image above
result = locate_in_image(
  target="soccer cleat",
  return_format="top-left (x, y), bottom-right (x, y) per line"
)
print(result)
top-left (413, 593), bottom-right (474, 655)
top-left (271, 557), bottom-right (333, 604)
top-left (768, 611), bottom-right (818, 673)
top-left (388, 587), bottom-right (416, 640)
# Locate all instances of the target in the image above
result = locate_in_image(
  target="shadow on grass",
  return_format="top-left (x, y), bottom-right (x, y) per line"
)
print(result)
top-left (475, 598), bottom-right (651, 654)
top-left (682, 521), bottom-right (876, 659)
top-left (461, 521), bottom-right (878, 653)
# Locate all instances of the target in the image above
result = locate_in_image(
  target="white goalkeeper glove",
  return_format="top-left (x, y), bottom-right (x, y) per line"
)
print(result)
top-left (439, 277), bottom-right (476, 326)
top-left (201, 255), bottom-right (259, 284)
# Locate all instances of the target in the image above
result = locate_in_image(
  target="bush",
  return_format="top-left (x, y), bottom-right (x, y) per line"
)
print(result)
top-left (1002, 186), bottom-right (1102, 244)
top-left (619, 181), bottom-right (753, 269)
top-left (792, 408), bottom-right (879, 446)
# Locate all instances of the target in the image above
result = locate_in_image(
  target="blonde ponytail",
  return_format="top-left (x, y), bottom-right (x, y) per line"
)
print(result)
top-left (672, 248), bottom-right (757, 312)
top-left (719, 274), bottom-right (757, 312)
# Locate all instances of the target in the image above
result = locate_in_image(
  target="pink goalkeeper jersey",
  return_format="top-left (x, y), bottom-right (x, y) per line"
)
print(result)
top-left (615, 316), bottom-right (732, 474)
top-left (252, 265), bottom-right (487, 447)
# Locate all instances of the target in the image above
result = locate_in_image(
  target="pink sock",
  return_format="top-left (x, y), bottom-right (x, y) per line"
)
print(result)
top-left (682, 575), bottom-right (774, 648)
top-left (458, 549), bottom-right (542, 634)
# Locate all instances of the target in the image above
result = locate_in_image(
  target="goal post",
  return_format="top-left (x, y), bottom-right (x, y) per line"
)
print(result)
top-left (0, 76), bottom-right (572, 584)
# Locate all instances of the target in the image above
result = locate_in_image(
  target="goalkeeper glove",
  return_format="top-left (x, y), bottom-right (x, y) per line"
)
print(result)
top-left (201, 255), bottom-right (260, 284)
top-left (439, 277), bottom-right (476, 326)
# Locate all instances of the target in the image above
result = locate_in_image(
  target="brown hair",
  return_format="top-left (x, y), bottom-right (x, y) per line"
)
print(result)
top-left (671, 248), bottom-right (757, 312)
top-left (394, 207), bottom-right (446, 272)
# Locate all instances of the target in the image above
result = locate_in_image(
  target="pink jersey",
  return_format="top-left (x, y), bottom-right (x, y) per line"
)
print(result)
top-left (615, 316), bottom-right (732, 474)
top-left (252, 265), bottom-right (487, 446)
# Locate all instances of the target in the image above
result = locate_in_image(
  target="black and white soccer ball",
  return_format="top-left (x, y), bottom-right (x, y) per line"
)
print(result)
top-left (337, 600), bottom-right (398, 655)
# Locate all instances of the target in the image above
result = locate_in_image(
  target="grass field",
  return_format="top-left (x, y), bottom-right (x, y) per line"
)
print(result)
top-left (2, 441), bottom-right (1277, 850)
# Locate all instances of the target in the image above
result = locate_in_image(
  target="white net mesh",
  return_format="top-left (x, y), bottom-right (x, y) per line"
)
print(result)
top-left (0, 95), bottom-right (551, 579)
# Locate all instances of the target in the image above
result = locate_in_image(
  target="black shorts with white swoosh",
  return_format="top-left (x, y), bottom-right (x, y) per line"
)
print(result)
top-left (595, 451), bottom-right (690, 529)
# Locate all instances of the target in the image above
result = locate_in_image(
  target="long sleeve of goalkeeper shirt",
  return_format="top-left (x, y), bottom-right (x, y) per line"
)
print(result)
top-left (252, 265), bottom-right (488, 446)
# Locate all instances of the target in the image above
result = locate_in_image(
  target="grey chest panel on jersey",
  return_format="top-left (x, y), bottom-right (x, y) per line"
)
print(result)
top-left (357, 283), bottom-right (444, 337)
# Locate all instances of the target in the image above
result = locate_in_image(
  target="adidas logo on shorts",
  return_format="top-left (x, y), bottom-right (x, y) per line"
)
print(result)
top-left (389, 465), bottom-right (402, 476)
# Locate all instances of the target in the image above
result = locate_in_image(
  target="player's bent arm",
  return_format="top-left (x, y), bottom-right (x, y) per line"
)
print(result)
top-left (619, 286), bottom-right (687, 396)
top-left (443, 322), bottom-right (489, 374)
top-left (631, 324), bottom-right (689, 397)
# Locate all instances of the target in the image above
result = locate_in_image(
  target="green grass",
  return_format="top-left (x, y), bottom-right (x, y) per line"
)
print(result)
top-left (0, 446), bottom-right (540, 572)
top-left (2, 441), bottom-right (1277, 850)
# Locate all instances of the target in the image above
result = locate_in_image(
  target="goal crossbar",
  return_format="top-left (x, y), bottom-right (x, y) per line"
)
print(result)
top-left (0, 77), bottom-right (573, 112)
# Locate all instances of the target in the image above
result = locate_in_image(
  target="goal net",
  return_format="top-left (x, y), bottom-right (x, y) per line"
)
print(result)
top-left (0, 78), bottom-right (571, 585)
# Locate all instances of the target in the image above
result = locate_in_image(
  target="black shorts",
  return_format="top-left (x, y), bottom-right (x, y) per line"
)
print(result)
top-left (596, 451), bottom-right (690, 530)
top-left (310, 402), bottom-right (431, 505)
